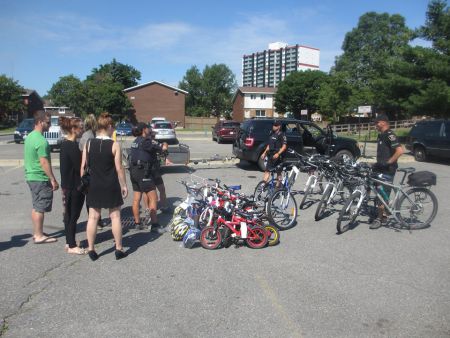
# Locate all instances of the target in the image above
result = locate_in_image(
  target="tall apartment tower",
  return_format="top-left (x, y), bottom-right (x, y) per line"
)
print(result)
top-left (242, 42), bottom-right (320, 87)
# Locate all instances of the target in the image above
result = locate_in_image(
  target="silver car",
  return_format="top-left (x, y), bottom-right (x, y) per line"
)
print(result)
top-left (153, 121), bottom-right (177, 144)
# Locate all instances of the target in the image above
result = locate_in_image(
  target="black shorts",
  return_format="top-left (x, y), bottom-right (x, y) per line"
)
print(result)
top-left (130, 166), bottom-right (156, 193)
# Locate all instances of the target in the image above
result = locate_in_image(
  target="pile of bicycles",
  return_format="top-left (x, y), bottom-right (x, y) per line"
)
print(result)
top-left (170, 174), bottom-right (283, 249)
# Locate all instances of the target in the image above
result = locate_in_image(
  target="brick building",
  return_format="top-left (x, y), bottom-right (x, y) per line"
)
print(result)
top-left (123, 81), bottom-right (188, 127)
top-left (22, 89), bottom-right (44, 120)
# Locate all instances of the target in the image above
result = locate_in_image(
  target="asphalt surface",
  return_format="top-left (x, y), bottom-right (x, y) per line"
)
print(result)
top-left (0, 138), bottom-right (449, 337)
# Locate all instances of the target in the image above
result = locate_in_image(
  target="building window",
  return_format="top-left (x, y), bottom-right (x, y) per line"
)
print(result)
top-left (260, 94), bottom-right (266, 100)
top-left (256, 110), bottom-right (266, 117)
top-left (250, 94), bottom-right (256, 99)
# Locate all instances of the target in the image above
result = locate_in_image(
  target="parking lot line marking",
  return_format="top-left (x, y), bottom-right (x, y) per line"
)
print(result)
top-left (255, 274), bottom-right (304, 338)
top-left (1, 165), bottom-right (23, 175)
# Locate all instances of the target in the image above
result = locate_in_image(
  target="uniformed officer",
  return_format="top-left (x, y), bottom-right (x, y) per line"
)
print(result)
top-left (370, 113), bottom-right (404, 229)
top-left (260, 120), bottom-right (287, 186)
top-left (129, 122), bottom-right (168, 231)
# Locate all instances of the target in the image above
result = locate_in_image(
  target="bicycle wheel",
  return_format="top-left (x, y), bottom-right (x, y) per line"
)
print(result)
top-left (265, 225), bottom-right (280, 246)
top-left (337, 190), bottom-right (362, 234)
top-left (199, 207), bottom-right (214, 227)
top-left (200, 226), bottom-right (222, 250)
top-left (300, 176), bottom-right (316, 209)
top-left (315, 184), bottom-right (333, 221)
top-left (253, 180), bottom-right (269, 206)
top-left (267, 188), bottom-right (298, 230)
top-left (395, 187), bottom-right (438, 229)
top-left (246, 226), bottom-right (268, 249)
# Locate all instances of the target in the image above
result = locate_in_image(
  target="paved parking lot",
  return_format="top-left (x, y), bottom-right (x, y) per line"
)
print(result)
top-left (0, 138), bottom-right (449, 337)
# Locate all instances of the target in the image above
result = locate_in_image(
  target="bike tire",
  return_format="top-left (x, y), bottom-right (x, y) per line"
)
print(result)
top-left (200, 226), bottom-right (222, 250)
top-left (395, 187), bottom-right (438, 230)
top-left (253, 180), bottom-right (269, 205)
top-left (267, 188), bottom-right (298, 230)
top-left (337, 190), bottom-right (362, 234)
top-left (246, 226), bottom-right (268, 249)
top-left (300, 176), bottom-right (315, 209)
top-left (315, 184), bottom-right (333, 221)
top-left (265, 225), bottom-right (280, 246)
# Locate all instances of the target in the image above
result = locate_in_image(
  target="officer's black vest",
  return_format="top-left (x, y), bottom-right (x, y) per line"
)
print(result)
top-left (130, 136), bottom-right (152, 163)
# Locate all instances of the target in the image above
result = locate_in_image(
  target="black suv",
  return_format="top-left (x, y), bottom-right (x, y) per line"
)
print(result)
top-left (406, 119), bottom-right (450, 162)
top-left (233, 118), bottom-right (361, 170)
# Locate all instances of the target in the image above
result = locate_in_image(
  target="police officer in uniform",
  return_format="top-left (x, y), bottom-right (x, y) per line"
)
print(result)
top-left (260, 120), bottom-right (287, 186)
top-left (370, 113), bottom-right (404, 229)
top-left (129, 122), bottom-right (168, 230)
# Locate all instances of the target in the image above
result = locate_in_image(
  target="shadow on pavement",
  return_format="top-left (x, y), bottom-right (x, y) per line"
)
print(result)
top-left (0, 233), bottom-right (33, 251)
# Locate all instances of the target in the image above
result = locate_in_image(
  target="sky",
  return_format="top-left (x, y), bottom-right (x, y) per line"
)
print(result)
top-left (0, 0), bottom-right (432, 96)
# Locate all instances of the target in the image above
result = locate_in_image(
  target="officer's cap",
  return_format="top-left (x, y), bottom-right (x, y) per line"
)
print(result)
top-left (373, 114), bottom-right (389, 123)
top-left (273, 119), bottom-right (281, 126)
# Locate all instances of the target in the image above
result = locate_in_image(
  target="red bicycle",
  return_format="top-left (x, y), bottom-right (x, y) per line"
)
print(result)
top-left (200, 208), bottom-right (268, 249)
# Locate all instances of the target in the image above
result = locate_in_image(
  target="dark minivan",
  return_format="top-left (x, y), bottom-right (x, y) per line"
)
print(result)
top-left (233, 118), bottom-right (361, 170)
top-left (14, 118), bottom-right (34, 143)
top-left (406, 119), bottom-right (450, 162)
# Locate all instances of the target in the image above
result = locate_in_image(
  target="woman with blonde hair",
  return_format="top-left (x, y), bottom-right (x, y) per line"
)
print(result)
top-left (81, 112), bottom-right (128, 260)
top-left (79, 114), bottom-right (97, 151)
top-left (59, 116), bottom-right (86, 255)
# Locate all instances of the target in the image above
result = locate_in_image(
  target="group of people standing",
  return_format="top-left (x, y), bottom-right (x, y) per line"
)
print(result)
top-left (24, 111), bottom-right (169, 261)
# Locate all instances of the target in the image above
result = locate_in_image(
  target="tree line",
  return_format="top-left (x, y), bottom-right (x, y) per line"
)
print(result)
top-left (276, 0), bottom-right (449, 121)
top-left (0, 0), bottom-right (448, 122)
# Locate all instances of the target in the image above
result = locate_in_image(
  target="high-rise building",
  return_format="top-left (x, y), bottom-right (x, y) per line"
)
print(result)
top-left (242, 42), bottom-right (320, 87)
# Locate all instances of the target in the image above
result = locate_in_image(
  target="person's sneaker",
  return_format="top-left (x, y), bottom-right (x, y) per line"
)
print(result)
top-left (369, 218), bottom-right (387, 230)
top-left (151, 223), bottom-right (167, 234)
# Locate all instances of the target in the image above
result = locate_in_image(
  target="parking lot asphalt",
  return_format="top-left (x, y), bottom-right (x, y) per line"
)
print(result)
top-left (0, 138), bottom-right (449, 337)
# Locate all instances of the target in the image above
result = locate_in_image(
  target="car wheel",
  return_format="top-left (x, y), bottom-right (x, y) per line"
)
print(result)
top-left (334, 149), bottom-right (354, 163)
top-left (414, 146), bottom-right (426, 162)
top-left (257, 155), bottom-right (267, 171)
top-left (14, 141), bottom-right (20, 144)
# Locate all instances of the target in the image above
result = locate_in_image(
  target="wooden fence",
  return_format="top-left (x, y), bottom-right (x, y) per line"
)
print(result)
top-left (184, 116), bottom-right (217, 130)
top-left (331, 119), bottom-right (415, 134)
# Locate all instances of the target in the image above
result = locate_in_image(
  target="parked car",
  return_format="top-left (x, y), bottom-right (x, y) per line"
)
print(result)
top-left (233, 118), bottom-right (361, 170)
top-left (116, 122), bottom-right (134, 136)
top-left (150, 117), bottom-right (166, 128)
top-left (14, 118), bottom-right (34, 143)
top-left (405, 119), bottom-right (450, 162)
top-left (44, 115), bottom-right (64, 152)
top-left (212, 120), bottom-right (240, 143)
top-left (152, 121), bottom-right (177, 144)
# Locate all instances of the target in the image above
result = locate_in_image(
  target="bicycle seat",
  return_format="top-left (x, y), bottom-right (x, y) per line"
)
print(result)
top-left (397, 167), bottom-right (416, 174)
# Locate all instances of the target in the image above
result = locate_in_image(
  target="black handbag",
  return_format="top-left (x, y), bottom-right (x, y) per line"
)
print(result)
top-left (78, 139), bottom-right (92, 194)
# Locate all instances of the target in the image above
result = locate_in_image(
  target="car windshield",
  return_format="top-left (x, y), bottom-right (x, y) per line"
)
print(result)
top-left (19, 119), bottom-right (34, 128)
top-left (154, 123), bottom-right (172, 129)
top-left (223, 122), bottom-right (240, 127)
top-left (117, 123), bottom-right (132, 129)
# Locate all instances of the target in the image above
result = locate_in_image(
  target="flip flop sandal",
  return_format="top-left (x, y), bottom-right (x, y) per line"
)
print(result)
top-left (34, 237), bottom-right (57, 244)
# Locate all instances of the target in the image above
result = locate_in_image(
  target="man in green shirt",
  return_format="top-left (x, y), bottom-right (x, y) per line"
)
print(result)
top-left (24, 111), bottom-right (59, 244)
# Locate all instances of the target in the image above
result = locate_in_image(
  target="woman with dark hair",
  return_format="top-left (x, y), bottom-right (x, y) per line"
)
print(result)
top-left (59, 116), bottom-right (86, 255)
top-left (81, 112), bottom-right (128, 261)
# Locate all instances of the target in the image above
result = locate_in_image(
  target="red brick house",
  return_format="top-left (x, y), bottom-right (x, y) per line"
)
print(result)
top-left (123, 81), bottom-right (188, 127)
top-left (22, 89), bottom-right (44, 119)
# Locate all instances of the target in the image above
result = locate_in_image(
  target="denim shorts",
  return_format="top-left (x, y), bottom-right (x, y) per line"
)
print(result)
top-left (27, 181), bottom-right (53, 212)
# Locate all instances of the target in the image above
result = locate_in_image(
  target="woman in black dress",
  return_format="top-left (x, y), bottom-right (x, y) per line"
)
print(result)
top-left (59, 116), bottom-right (85, 255)
top-left (81, 112), bottom-right (128, 261)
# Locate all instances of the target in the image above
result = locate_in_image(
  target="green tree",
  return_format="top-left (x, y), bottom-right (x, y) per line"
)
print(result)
top-left (419, 0), bottom-right (450, 55)
top-left (178, 66), bottom-right (206, 116)
top-left (179, 64), bottom-right (237, 117)
top-left (275, 70), bottom-right (328, 119)
top-left (317, 72), bottom-right (354, 122)
top-left (47, 75), bottom-right (86, 116)
top-left (89, 58), bottom-right (141, 89)
top-left (84, 73), bottom-right (132, 116)
top-left (0, 75), bottom-right (24, 122)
